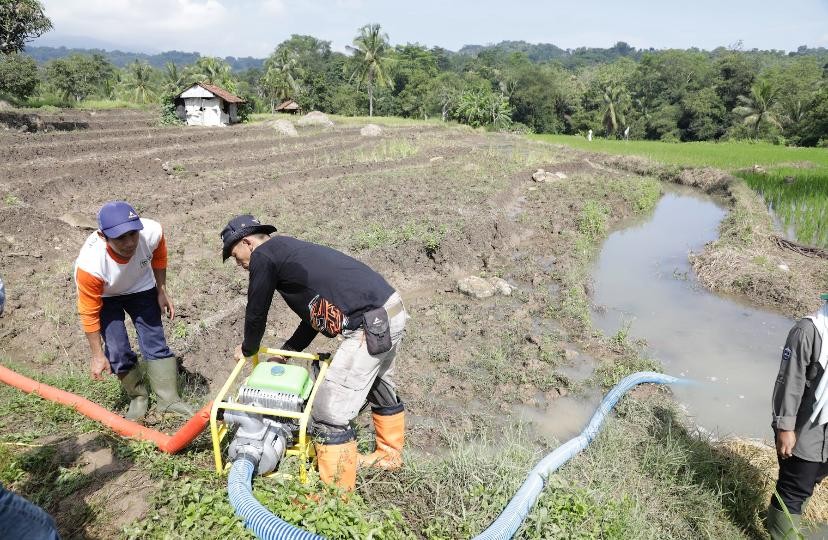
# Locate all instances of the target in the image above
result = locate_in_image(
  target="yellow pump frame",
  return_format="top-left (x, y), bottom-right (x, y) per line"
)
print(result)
top-left (209, 347), bottom-right (331, 483)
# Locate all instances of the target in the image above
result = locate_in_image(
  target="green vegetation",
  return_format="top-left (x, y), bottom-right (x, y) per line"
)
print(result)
top-left (4, 1), bottom-right (826, 141)
top-left (0, 0), bottom-right (52, 55)
top-left (577, 200), bottom-right (610, 242)
top-left (529, 134), bottom-right (828, 170)
top-left (740, 171), bottom-right (828, 248)
top-left (530, 133), bottom-right (828, 248)
top-left (348, 24), bottom-right (393, 117)
top-left (351, 220), bottom-right (446, 256)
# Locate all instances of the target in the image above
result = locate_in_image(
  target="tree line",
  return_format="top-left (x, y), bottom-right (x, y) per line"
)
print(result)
top-left (1, 2), bottom-right (826, 146)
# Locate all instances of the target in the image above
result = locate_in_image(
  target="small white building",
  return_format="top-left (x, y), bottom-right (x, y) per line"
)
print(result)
top-left (175, 83), bottom-right (245, 126)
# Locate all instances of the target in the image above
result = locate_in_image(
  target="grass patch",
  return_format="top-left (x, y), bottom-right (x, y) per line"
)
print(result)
top-left (351, 220), bottom-right (446, 255)
top-left (125, 462), bottom-right (413, 539)
top-left (577, 200), bottom-right (609, 243)
top-left (76, 99), bottom-right (148, 110)
top-left (737, 170), bottom-right (828, 248)
top-left (594, 355), bottom-right (660, 388)
top-left (351, 138), bottom-right (419, 163)
top-left (4, 194), bottom-right (22, 206)
top-left (529, 134), bottom-right (828, 172)
top-left (330, 114), bottom-right (448, 128)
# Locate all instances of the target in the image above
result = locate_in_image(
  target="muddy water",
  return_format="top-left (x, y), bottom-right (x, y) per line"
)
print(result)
top-left (591, 187), bottom-right (793, 440)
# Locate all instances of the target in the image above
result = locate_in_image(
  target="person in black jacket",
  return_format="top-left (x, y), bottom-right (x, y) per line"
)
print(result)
top-left (221, 215), bottom-right (409, 490)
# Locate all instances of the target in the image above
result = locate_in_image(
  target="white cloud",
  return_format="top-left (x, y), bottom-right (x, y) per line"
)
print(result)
top-left (261, 0), bottom-right (286, 16)
top-left (41, 0), bottom-right (229, 51)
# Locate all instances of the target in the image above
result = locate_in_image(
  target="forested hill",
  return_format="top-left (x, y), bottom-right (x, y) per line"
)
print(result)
top-left (25, 42), bottom-right (828, 73)
top-left (24, 46), bottom-right (265, 71)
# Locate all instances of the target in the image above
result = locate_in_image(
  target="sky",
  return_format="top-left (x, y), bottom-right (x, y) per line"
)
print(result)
top-left (31, 0), bottom-right (828, 58)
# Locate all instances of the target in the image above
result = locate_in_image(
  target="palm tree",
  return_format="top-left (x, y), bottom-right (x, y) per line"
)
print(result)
top-left (123, 60), bottom-right (156, 104)
top-left (733, 80), bottom-right (780, 137)
top-left (347, 24), bottom-right (392, 117)
top-left (262, 49), bottom-right (300, 112)
top-left (602, 85), bottom-right (627, 138)
top-left (162, 61), bottom-right (185, 96)
top-left (186, 57), bottom-right (235, 91)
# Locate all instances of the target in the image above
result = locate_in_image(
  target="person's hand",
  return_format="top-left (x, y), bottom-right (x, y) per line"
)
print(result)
top-left (90, 353), bottom-right (111, 380)
top-left (234, 344), bottom-right (246, 363)
top-left (158, 288), bottom-right (175, 320)
top-left (267, 355), bottom-right (287, 364)
top-left (777, 430), bottom-right (797, 459)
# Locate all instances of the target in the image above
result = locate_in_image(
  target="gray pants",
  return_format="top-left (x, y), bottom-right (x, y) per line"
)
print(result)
top-left (312, 292), bottom-right (407, 439)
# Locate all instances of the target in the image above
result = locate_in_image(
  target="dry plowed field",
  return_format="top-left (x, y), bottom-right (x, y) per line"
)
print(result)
top-left (0, 109), bottom-right (671, 537)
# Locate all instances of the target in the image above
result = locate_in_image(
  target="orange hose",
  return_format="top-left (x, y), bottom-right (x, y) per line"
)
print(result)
top-left (0, 364), bottom-right (211, 454)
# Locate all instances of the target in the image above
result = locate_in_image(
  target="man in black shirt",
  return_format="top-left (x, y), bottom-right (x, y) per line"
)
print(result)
top-left (221, 215), bottom-right (408, 490)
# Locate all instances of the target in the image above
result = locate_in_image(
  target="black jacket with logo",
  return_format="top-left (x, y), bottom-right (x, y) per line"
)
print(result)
top-left (241, 235), bottom-right (394, 356)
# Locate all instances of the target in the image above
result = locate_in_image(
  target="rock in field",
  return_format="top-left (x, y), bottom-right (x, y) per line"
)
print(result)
top-left (360, 123), bottom-right (382, 137)
top-left (457, 276), bottom-right (496, 299)
top-left (457, 276), bottom-right (514, 299)
top-left (531, 168), bottom-right (567, 182)
top-left (297, 111), bottom-right (334, 127)
top-left (490, 277), bottom-right (513, 296)
top-left (59, 212), bottom-right (96, 230)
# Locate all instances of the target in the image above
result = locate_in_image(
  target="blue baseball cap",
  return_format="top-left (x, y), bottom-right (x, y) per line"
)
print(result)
top-left (97, 201), bottom-right (144, 238)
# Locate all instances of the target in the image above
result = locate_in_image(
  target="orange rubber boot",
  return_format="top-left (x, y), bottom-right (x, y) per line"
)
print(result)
top-left (315, 440), bottom-right (357, 491)
top-left (358, 409), bottom-right (404, 470)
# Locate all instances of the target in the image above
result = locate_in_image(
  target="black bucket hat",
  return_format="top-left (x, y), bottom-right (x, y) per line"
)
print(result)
top-left (220, 215), bottom-right (277, 260)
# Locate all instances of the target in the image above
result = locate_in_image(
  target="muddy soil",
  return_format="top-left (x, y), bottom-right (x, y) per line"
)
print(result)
top-left (0, 110), bottom-right (699, 537)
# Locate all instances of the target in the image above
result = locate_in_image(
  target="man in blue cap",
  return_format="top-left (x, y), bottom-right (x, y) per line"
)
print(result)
top-left (74, 201), bottom-right (193, 419)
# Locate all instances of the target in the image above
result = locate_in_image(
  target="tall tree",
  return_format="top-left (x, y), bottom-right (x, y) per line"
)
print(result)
top-left (186, 57), bottom-right (235, 91)
top-left (262, 48), bottom-right (300, 112)
top-left (123, 60), bottom-right (156, 103)
top-left (602, 85), bottom-right (628, 137)
top-left (0, 52), bottom-right (38, 98)
top-left (0, 0), bottom-right (51, 54)
top-left (162, 61), bottom-right (185, 96)
top-left (733, 80), bottom-right (780, 137)
top-left (45, 54), bottom-right (115, 102)
top-left (347, 23), bottom-right (392, 116)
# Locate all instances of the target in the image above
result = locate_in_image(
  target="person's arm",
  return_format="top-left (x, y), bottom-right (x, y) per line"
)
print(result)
top-left (241, 251), bottom-right (278, 357)
top-left (282, 321), bottom-right (318, 352)
top-left (151, 234), bottom-right (174, 320)
top-left (772, 322), bottom-right (813, 457)
top-left (76, 268), bottom-right (110, 379)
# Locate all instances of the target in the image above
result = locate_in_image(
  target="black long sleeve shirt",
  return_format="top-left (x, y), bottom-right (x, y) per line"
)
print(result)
top-left (241, 235), bottom-right (394, 356)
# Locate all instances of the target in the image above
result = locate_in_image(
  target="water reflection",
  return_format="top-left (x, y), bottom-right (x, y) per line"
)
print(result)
top-left (591, 187), bottom-right (793, 440)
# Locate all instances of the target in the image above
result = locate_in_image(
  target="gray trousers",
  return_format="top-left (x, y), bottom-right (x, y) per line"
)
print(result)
top-left (312, 292), bottom-right (407, 440)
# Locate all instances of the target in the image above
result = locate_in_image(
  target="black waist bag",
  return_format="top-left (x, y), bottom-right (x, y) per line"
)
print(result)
top-left (362, 306), bottom-right (392, 355)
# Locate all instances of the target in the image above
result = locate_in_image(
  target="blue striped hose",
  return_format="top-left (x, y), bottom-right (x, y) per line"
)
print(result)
top-left (472, 371), bottom-right (684, 540)
top-left (226, 371), bottom-right (682, 540)
top-left (227, 456), bottom-right (323, 540)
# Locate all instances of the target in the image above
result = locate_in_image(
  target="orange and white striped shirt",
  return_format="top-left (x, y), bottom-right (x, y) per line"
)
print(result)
top-left (74, 218), bottom-right (167, 332)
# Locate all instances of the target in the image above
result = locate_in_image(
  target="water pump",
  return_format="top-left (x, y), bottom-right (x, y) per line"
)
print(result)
top-left (224, 362), bottom-right (313, 474)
